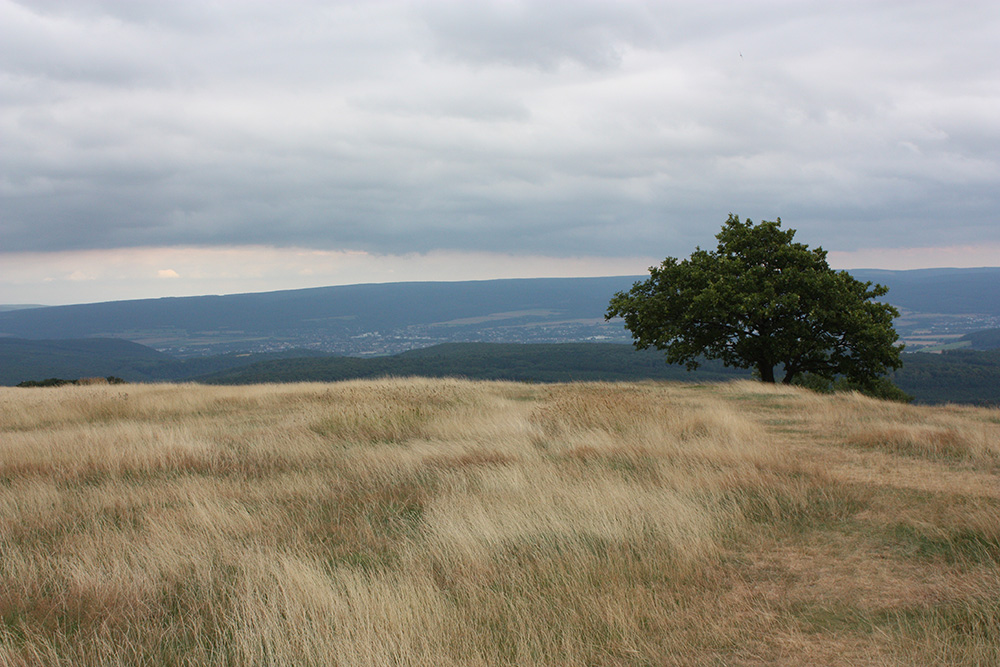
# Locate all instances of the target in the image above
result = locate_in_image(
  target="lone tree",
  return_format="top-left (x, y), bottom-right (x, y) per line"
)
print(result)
top-left (606, 214), bottom-right (903, 386)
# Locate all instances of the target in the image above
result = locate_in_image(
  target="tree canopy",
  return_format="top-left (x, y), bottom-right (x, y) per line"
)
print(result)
top-left (606, 215), bottom-right (904, 386)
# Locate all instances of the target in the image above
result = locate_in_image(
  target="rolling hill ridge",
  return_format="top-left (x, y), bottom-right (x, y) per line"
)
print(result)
top-left (2, 270), bottom-right (998, 357)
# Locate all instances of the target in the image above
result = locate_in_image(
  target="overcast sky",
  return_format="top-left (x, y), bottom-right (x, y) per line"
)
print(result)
top-left (2, 0), bottom-right (998, 305)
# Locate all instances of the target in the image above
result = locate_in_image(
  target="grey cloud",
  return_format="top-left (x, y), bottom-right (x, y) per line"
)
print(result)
top-left (415, 0), bottom-right (662, 70)
top-left (1, 0), bottom-right (999, 261)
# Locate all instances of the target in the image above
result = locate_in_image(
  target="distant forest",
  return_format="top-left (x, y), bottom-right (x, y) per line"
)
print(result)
top-left (194, 343), bottom-right (1000, 406)
top-left (4, 338), bottom-right (999, 406)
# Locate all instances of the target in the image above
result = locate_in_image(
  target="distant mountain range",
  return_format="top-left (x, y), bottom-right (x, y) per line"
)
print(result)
top-left (0, 304), bottom-right (45, 312)
top-left (0, 276), bottom-right (642, 356)
top-left (1, 269), bottom-right (999, 357)
top-left (849, 267), bottom-right (1000, 316)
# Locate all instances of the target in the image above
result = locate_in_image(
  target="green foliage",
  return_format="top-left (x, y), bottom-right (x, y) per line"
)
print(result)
top-left (16, 377), bottom-right (74, 388)
top-left (962, 328), bottom-right (1000, 351)
top-left (893, 349), bottom-right (1000, 406)
top-left (199, 343), bottom-right (752, 385)
top-left (842, 375), bottom-right (913, 403)
top-left (607, 215), bottom-right (904, 385)
top-left (792, 373), bottom-right (914, 403)
top-left (0, 337), bottom-right (328, 387)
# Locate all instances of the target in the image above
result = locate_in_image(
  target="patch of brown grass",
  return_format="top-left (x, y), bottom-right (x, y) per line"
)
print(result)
top-left (848, 426), bottom-right (981, 460)
top-left (1, 379), bottom-right (998, 665)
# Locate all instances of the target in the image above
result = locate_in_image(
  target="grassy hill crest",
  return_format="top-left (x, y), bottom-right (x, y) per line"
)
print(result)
top-left (2, 378), bottom-right (998, 664)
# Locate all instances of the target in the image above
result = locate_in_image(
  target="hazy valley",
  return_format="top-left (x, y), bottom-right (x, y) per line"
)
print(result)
top-left (2, 269), bottom-right (1000, 405)
top-left (2, 270), bottom-right (999, 358)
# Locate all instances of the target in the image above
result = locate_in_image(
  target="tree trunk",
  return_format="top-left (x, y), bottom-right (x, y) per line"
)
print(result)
top-left (758, 363), bottom-right (776, 383)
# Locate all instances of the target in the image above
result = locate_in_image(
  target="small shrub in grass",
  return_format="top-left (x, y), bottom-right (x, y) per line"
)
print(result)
top-left (793, 373), bottom-right (913, 403)
top-left (16, 376), bottom-right (127, 388)
top-left (16, 377), bottom-right (73, 387)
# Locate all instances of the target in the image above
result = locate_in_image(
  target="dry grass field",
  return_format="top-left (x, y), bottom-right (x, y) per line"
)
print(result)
top-left (1, 378), bottom-right (998, 666)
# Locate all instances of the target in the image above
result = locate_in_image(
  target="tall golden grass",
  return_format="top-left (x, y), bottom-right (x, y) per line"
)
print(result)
top-left (1, 378), bottom-right (998, 665)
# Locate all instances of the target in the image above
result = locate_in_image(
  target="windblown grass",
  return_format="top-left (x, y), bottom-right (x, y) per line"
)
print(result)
top-left (1, 378), bottom-right (998, 665)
